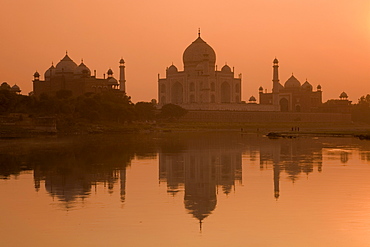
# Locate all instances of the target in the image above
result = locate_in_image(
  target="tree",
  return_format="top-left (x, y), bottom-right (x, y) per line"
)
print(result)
top-left (352, 94), bottom-right (370, 123)
top-left (158, 104), bottom-right (187, 120)
top-left (135, 101), bottom-right (156, 121)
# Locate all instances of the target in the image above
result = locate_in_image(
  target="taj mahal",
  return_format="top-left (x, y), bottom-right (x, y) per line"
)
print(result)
top-left (158, 31), bottom-right (323, 112)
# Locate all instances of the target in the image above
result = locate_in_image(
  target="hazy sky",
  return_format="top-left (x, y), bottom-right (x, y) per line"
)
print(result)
top-left (1, 0), bottom-right (369, 102)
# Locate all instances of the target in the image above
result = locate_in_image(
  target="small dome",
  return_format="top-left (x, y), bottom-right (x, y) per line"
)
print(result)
top-left (55, 54), bottom-right (77, 73)
top-left (74, 62), bottom-right (91, 76)
top-left (45, 64), bottom-right (56, 79)
top-left (1, 82), bottom-right (11, 89)
top-left (34, 71), bottom-right (40, 77)
top-left (249, 96), bottom-right (256, 102)
top-left (259, 86), bottom-right (263, 91)
top-left (317, 84), bottom-right (322, 90)
top-left (221, 64), bottom-right (232, 73)
top-left (11, 84), bottom-right (21, 92)
top-left (301, 80), bottom-right (313, 91)
top-left (183, 36), bottom-right (216, 68)
top-left (167, 64), bottom-right (178, 73)
top-left (108, 77), bottom-right (118, 84)
top-left (340, 92), bottom-right (348, 99)
top-left (107, 68), bottom-right (113, 75)
top-left (284, 74), bottom-right (301, 88)
top-left (273, 58), bottom-right (279, 64)
top-left (119, 58), bottom-right (125, 64)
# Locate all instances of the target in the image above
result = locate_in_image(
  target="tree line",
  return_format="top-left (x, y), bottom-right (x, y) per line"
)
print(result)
top-left (0, 87), bottom-right (187, 124)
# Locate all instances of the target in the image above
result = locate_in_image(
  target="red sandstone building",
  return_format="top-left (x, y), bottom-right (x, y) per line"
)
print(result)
top-left (33, 53), bottom-right (126, 97)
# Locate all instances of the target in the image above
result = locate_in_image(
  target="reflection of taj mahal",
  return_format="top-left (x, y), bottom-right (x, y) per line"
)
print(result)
top-left (158, 31), bottom-right (323, 112)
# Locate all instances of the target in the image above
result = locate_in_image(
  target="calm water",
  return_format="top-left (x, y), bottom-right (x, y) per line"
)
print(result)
top-left (1, 132), bottom-right (370, 247)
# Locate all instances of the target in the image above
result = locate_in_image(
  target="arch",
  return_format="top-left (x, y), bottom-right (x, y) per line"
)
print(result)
top-left (160, 84), bottom-right (166, 93)
top-left (211, 82), bottom-right (215, 91)
top-left (190, 82), bottom-right (195, 92)
top-left (190, 94), bottom-right (195, 103)
top-left (235, 95), bottom-right (239, 103)
top-left (221, 82), bottom-right (231, 103)
top-left (295, 105), bottom-right (301, 112)
top-left (235, 83), bottom-right (240, 93)
top-left (171, 82), bottom-right (183, 104)
top-left (161, 96), bottom-right (166, 104)
top-left (211, 94), bottom-right (215, 103)
top-left (280, 98), bottom-right (289, 112)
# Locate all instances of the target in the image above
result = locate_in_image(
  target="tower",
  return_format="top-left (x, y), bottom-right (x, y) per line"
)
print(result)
top-left (119, 58), bottom-right (126, 93)
top-left (272, 58), bottom-right (280, 106)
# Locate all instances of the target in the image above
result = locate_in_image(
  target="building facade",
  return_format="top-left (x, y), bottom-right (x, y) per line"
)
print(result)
top-left (158, 33), bottom-right (243, 110)
top-left (259, 58), bottom-right (322, 112)
top-left (33, 53), bottom-right (126, 97)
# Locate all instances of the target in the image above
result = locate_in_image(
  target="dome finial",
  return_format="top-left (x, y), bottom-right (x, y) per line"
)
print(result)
top-left (198, 28), bottom-right (201, 38)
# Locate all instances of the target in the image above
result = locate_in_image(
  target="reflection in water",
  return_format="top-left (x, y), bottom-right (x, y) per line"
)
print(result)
top-left (1, 133), bottom-right (370, 219)
top-left (159, 134), bottom-right (242, 229)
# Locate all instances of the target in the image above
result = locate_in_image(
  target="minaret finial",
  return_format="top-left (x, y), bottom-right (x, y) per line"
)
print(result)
top-left (198, 28), bottom-right (201, 37)
top-left (66, 50), bottom-right (68, 55)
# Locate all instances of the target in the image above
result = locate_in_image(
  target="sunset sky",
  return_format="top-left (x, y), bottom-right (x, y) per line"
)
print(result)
top-left (1, 0), bottom-right (369, 103)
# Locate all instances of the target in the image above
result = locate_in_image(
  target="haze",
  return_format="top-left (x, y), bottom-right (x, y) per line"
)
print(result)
top-left (1, 0), bottom-right (369, 102)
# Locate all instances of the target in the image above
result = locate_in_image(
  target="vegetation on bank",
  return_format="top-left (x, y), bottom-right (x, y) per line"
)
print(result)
top-left (0, 87), bottom-right (189, 134)
top-left (2, 85), bottom-right (370, 135)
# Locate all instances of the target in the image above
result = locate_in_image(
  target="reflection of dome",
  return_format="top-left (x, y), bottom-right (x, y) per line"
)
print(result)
top-left (221, 64), bottom-right (231, 73)
top-left (301, 80), bottom-right (313, 91)
top-left (167, 64), bottom-right (178, 73)
top-left (183, 36), bottom-right (216, 67)
top-left (185, 197), bottom-right (216, 221)
top-left (284, 75), bottom-right (301, 88)
top-left (55, 54), bottom-right (77, 73)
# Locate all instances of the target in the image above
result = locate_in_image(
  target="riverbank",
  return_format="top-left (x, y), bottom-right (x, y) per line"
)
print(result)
top-left (2, 117), bottom-right (370, 139)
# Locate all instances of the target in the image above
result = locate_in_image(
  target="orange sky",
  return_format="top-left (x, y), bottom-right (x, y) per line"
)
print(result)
top-left (1, 0), bottom-right (369, 103)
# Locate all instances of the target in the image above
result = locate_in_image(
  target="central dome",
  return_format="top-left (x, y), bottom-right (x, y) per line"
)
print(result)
top-left (56, 54), bottom-right (77, 73)
top-left (183, 36), bottom-right (216, 68)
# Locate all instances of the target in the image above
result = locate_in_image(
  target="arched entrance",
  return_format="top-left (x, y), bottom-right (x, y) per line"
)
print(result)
top-left (280, 98), bottom-right (289, 112)
top-left (171, 82), bottom-right (183, 104)
top-left (221, 82), bottom-right (231, 103)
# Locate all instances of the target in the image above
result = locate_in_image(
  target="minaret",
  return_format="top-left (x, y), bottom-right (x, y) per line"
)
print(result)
top-left (272, 58), bottom-right (280, 106)
top-left (119, 58), bottom-right (126, 93)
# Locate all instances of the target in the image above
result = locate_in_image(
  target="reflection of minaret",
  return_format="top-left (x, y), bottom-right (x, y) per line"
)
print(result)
top-left (273, 163), bottom-right (280, 200)
top-left (120, 168), bottom-right (127, 203)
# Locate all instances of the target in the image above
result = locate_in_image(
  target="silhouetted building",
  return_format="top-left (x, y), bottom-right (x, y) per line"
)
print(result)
top-left (1, 82), bottom-right (21, 94)
top-left (158, 31), bottom-right (251, 111)
top-left (259, 58), bottom-right (323, 112)
top-left (33, 52), bottom-right (126, 97)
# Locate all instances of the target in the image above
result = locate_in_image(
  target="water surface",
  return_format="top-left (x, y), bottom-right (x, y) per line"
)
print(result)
top-left (1, 133), bottom-right (370, 247)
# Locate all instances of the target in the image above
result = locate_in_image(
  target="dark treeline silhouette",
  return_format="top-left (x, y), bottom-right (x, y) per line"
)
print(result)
top-left (352, 94), bottom-right (370, 123)
top-left (0, 87), bottom-right (187, 130)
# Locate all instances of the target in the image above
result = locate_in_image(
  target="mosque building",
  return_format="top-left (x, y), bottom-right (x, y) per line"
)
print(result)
top-left (33, 52), bottom-right (126, 97)
top-left (259, 58), bottom-right (323, 112)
